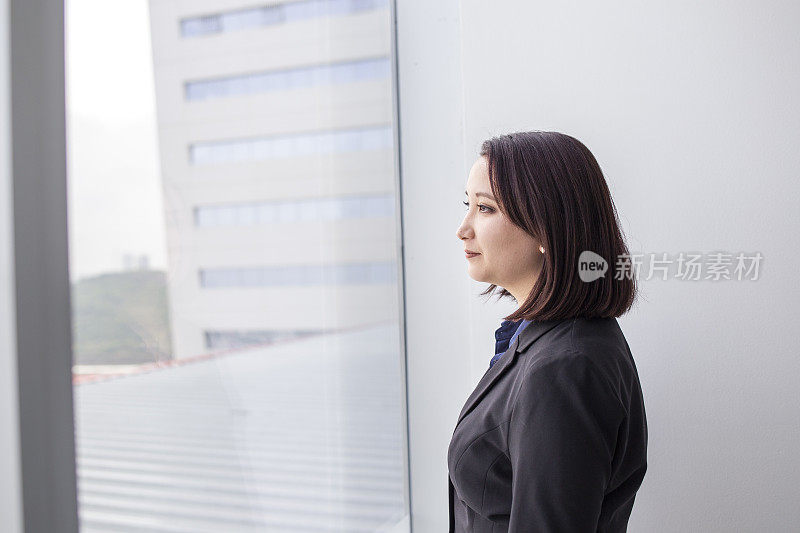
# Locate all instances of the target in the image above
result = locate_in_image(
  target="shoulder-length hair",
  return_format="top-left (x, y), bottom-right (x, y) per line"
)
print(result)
top-left (479, 131), bottom-right (637, 321)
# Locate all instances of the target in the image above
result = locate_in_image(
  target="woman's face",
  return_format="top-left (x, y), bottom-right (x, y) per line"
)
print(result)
top-left (456, 156), bottom-right (544, 301)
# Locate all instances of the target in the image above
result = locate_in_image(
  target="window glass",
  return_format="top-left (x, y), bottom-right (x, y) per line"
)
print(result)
top-left (68, 0), bottom-right (407, 530)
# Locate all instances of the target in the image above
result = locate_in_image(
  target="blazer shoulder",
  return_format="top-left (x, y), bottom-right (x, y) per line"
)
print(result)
top-left (519, 318), bottom-right (633, 413)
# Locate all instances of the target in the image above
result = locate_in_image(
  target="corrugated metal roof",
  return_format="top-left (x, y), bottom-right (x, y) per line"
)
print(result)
top-left (74, 323), bottom-right (408, 532)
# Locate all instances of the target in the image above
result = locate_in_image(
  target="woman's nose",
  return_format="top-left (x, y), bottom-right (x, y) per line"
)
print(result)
top-left (456, 217), bottom-right (471, 240)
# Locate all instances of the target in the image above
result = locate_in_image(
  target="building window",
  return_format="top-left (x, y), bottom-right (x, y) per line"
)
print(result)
top-left (184, 57), bottom-right (391, 101)
top-left (194, 193), bottom-right (394, 228)
top-left (199, 261), bottom-right (397, 288)
top-left (204, 329), bottom-right (323, 349)
top-left (180, 0), bottom-right (389, 38)
top-left (189, 125), bottom-right (393, 165)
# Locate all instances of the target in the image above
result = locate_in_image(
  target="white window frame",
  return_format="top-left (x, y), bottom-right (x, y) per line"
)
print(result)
top-left (1, 0), bottom-right (79, 532)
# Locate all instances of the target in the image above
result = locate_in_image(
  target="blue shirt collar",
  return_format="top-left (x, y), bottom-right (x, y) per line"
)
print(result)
top-left (490, 319), bottom-right (532, 368)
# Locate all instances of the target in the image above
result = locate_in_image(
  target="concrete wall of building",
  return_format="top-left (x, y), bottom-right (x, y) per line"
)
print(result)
top-left (149, 0), bottom-right (400, 358)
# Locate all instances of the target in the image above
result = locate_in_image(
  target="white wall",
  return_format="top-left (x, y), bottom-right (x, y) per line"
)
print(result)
top-left (395, 1), bottom-right (476, 530)
top-left (399, 0), bottom-right (800, 530)
top-left (0, 0), bottom-right (23, 530)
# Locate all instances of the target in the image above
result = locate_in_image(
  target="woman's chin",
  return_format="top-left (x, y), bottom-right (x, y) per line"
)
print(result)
top-left (466, 267), bottom-right (489, 283)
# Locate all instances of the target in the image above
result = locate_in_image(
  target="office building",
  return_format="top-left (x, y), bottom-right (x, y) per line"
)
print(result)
top-left (148, 0), bottom-right (400, 358)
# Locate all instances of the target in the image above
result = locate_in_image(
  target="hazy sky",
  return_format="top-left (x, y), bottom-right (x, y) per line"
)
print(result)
top-left (66, 0), bottom-right (167, 282)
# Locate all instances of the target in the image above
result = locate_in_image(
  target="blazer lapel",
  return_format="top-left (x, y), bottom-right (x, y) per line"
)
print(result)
top-left (455, 318), bottom-right (565, 427)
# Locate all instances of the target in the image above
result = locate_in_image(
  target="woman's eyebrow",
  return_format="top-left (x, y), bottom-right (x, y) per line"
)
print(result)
top-left (464, 190), bottom-right (496, 201)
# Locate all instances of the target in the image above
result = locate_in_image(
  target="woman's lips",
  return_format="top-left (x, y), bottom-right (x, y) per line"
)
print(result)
top-left (465, 252), bottom-right (480, 258)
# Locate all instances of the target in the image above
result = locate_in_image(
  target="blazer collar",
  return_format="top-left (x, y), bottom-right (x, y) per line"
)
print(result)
top-left (455, 318), bottom-right (566, 427)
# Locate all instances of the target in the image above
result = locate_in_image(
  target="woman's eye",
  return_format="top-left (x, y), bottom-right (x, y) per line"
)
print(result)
top-left (462, 201), bottom-right (493, 213)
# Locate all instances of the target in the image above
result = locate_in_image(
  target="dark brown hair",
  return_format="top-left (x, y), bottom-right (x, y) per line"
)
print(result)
top-left (479, 131), bottom-right (637, 321)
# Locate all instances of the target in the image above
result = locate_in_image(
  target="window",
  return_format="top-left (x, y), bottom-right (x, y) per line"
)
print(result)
top-left (180, 0), bottom-right (389, 38)
top-left (194, 194), bottom-right (395, 227)
top-left (69, 0), bottom-right (408, 529)
top-left (185, 57), bottom-right (391, 101)
top-left (189, 125), bottom-right (393, 165)
top-left (199, 261), bottom-right (397, 288)
top-left (204, 329), bottom-right (324, 349)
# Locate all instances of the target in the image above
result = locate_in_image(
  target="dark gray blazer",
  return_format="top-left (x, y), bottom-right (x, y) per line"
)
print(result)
top-left (448, 317), bottom-right (648, 532)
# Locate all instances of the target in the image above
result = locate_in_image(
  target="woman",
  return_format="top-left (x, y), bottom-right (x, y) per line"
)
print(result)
top-left (450, 131), bottom-right (648, 532)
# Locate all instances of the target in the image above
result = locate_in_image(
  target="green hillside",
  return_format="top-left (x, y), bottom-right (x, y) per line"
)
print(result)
top-left (71, 270), bottom-right (173, 365)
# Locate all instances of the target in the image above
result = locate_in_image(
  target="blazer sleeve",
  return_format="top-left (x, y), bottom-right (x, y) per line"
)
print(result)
top-left (507, 351), bottom-right (625, 532)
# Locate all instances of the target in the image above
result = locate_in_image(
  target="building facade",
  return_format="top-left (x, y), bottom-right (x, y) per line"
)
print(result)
top-left (148, 0), bottom-right (400, 358)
